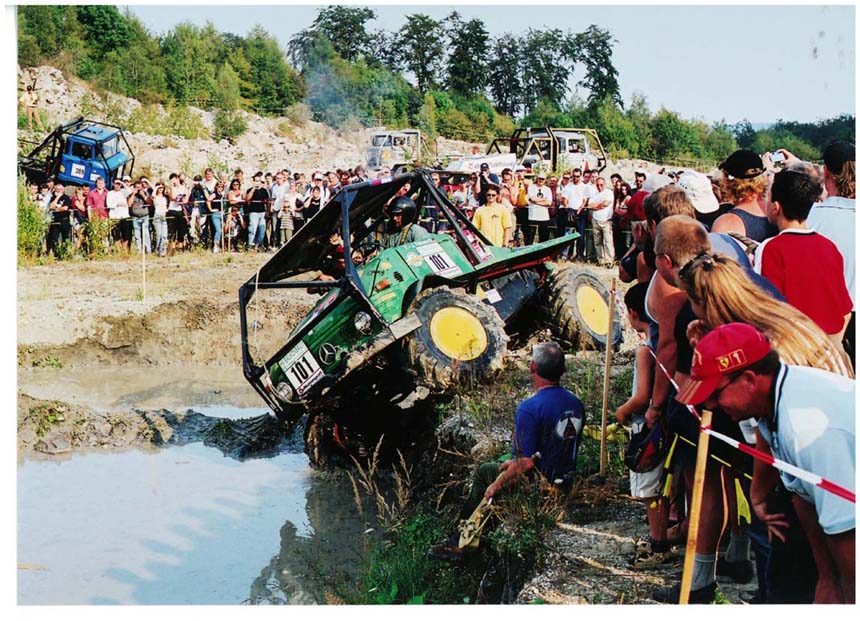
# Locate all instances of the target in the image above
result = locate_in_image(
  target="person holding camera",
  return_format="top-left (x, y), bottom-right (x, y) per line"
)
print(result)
top-left (47, 183), bottom-right (72, 255)
top-left (474, 162), bottom-right (500, 206)
top-left (245, 172), bottom-right (270, 251)
top-left (127, 179), bottom-right (153, 254)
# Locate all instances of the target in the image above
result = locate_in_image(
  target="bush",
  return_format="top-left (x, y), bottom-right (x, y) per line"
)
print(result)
top-left (285, 102), bottom-right (312, 127)
top-left (213, 109), bottom-right (247, 144)
top-left (165, 104), bottom-right (208, 139)
top-left (17, 176), bottom-right (46, 261)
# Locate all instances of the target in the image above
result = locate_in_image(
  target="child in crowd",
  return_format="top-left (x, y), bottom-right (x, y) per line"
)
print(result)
top-left (615, 282), bottom-right (673, 568)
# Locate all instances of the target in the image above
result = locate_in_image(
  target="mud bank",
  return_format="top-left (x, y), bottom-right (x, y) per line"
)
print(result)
top-left (17, 393), bottom-right (291, 460)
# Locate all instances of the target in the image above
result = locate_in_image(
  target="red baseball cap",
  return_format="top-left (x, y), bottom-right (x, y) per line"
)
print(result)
top-left (676, 323), bottom-right (772, 405)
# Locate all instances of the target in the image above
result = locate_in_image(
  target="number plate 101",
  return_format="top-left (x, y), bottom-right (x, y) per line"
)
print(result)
top-left (278, 341), bottom-right (323, 397)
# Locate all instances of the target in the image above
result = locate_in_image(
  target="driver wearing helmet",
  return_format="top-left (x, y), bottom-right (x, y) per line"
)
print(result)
top-left (375, 195), bottom-right (430, 249)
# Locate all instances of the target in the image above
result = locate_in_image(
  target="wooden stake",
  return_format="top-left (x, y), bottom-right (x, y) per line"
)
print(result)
top-left (599, 278), bottom-right (616, 476)
top-left (679, 408), bottom-right (713, 604)
top-left (141, 233), bottom-right (146, 301)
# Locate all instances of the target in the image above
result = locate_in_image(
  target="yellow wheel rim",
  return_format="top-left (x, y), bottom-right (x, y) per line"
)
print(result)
top-left (429, 306), bottom-right (488, 361)
top-left (576, 284), bottom-right (610, 336)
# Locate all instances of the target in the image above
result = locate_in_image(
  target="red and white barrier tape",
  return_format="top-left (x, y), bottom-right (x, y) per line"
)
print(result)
top-left (635, 317), bottom-right (856, 504)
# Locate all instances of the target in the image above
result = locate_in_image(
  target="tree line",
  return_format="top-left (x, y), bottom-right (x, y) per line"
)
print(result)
top-left (18, 5), bottom-right (853, 163)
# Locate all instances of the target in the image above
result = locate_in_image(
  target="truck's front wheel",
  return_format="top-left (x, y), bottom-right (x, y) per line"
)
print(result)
top-left (405, 287), bottom-right (508, 391)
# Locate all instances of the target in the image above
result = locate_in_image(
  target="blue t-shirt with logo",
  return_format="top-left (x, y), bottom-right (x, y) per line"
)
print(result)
top-left (512, 386), bottom-right (586, 482)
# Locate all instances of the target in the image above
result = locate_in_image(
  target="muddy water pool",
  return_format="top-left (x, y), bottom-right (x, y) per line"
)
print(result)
top-left (17, 401), bottom-right (375, 604)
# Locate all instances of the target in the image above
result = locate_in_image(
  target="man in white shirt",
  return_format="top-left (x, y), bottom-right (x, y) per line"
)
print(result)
top-left (525, 172), bottom-right (552, 245)
top-left (806, 141), bottom-right (855, 365)
top-left (106, 178), bottom-right (131, 253)
top-left (561, 168), bottom-right (591, 260)
top-left (589, 176), bottom-right (615, 266)
top-left (269, 171), bottom-right (288, 248)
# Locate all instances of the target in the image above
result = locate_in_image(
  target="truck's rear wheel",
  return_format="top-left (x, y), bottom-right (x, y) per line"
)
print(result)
top-left (405, 287), bottom-right (508, 390)
top-left (543, 268), bottom-right (623, 351)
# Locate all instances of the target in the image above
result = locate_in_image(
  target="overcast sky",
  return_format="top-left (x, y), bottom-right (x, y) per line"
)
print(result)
top-left (106, 4), bottom-right (857, 124)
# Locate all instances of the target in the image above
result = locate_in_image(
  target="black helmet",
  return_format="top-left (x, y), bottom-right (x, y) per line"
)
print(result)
top-left (388, 196), bottom-right (417, 223)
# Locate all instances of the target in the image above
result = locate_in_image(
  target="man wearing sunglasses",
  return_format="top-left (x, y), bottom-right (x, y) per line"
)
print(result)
top-left (676, 323), bottom-right (855, 604)
top-left (472, 185), bottom-right (512, 247)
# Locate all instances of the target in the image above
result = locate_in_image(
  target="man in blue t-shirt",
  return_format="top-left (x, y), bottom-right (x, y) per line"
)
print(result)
top-left (428, 342), bottom-right (585, 562)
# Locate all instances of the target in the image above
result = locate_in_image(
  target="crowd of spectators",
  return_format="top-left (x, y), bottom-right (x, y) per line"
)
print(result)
top-left (26, 163), bottom-right (385, 258)
top-left (609, 142), bottom-right (855, 604)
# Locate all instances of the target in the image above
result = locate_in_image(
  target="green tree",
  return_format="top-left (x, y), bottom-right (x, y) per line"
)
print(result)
top-left (110, 15), bottom-right (167, 102)
top-left (160, 22), bottom-right (219, 104)
top-left (591, 97), bottom-right (639, 158)
top-left (417, 93), bottom-right (437, 140)
top-left (398, 14), bottom-right (445, 95)
top-left (76, 5), bottom-right (130, 56)
top-left (312, 5), bottom-right (376, 62)
top-left (573, 25), bottom-right (622, 109)
top-left (17, 5), bottom-right (70, 60)
top-left (244, 26), bottom-right (305, 114)
top-left (367, 28), bottom-right (401, 72)
top-left (215, 63), bottom-right (242, 111)
top-left (488, 35), bottom-right (523, 117)
top-left (520, 29), bottom-right (576, 115)
top-left (444, 12), bottom-right (490, 97)
top-left (623, 92), bottom-right (654, 158)
top-left (732, 120), bottom-right (757, 149)
top-left (649, 108), bottom-right (701, 159)
top-left (700, 121), bottom-right (737, 161)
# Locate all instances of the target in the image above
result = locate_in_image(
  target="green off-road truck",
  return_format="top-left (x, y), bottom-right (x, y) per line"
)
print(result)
top-left (239, 170), bottom-right (622, 465)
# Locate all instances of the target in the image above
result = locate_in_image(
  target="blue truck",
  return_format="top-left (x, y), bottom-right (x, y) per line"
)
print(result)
top-left (18, 117), bottom-right (135, 188)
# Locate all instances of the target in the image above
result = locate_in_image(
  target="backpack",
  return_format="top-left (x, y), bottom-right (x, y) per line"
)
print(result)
top-left (624, 416), bottom-right (669, 473)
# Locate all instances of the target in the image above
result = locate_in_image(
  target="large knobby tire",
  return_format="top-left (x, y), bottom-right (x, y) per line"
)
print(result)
top-left (543, 267), bottom-right (623, 352)
top-left (405, 286), bottom-right (508, 390)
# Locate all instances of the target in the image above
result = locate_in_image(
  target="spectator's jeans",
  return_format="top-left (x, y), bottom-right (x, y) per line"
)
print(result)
top-left (209, 211), bottom-right (223, 250)
top-left (592, 218), bottom-right (614, 264)
top-left (188, 207), bottom-right (205, 244)
top-left (153, 215), bottom-right (168, 256)
top-left (247, 212), bottom-right (266, 248)
top-left (49, 219), bottom-right (71, 253)
top-left (132, 216), bottom-right (150, 254)
top-left (269, 211), bottom-right (282, 247)
top-left (575, 211), bottom-right (588, 259)
top-left (524, 220), bottom-right (550, 245)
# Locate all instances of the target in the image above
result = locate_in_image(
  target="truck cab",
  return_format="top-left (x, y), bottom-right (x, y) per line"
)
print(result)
top-left (487, 127), bottom-right (607, 174)
top-left (366, 129), bottom-right (428, 173)
top-left (18, 117), bottom-right (135, 188)
top-left (57, 124), bottom-right (132, 187)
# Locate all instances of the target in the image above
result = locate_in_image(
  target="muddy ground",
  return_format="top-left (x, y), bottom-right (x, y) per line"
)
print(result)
top-left (17, 253), bottom-right (754, 605)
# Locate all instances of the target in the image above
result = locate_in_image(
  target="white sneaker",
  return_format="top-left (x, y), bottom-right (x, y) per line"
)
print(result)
top-left (213, 246), bottom-right (221, 253)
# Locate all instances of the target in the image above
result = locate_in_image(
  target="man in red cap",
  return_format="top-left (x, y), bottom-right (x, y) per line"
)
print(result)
top-left (676, 323), bottom-right (855, 604)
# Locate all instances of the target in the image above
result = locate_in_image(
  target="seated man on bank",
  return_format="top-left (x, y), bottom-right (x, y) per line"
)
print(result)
top-left (428, 342), bottom-right (586, 562)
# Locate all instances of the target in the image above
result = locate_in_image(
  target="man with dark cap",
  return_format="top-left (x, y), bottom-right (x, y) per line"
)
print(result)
top-left (475, 162), bottom-right (500, 205)
top-left (675, 323), bottom-right (855, 604)
top-left (711, 150), bottom-right (777, 241)
top-left (807, 141), bottom-right (856, 365)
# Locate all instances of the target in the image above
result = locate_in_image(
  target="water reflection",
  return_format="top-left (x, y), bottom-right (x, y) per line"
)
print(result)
top-left (248, 469), bottom-right (377, 604)
top-left (17, 409), bottom-right (376, 605)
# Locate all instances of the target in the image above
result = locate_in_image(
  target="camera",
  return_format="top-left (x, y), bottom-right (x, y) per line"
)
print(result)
top-left (770, 151), bottom-right (786, 164)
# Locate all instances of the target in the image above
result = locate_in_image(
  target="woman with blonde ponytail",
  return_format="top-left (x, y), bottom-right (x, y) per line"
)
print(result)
top-left (678, 252), bottom-right (852, 377)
